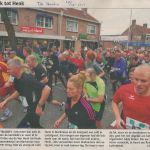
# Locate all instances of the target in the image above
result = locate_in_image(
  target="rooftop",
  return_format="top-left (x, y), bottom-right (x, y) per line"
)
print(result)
top-left (34, 8), bottom-right (100, 23)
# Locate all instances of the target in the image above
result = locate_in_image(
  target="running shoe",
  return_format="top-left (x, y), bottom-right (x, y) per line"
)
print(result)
top-left (0, 108), bottom-right (13, 121)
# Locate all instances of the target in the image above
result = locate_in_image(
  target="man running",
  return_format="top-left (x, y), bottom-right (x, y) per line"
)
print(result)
top-left (0, 59), bottom-right (50, 128)
top-left (112, 64), bottom-right (150, 129)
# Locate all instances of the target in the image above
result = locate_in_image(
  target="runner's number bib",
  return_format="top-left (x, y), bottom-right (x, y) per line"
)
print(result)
top-left (68, 122), bottom-right (78, 129)
top-left (126, 117), bottom-right (150, 129)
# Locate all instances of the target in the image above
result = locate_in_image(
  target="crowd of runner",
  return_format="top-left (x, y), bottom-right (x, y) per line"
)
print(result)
top-left (0, 45), bottom-right (150, 129)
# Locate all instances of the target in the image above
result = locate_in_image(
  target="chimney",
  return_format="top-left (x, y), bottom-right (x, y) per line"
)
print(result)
top-left (132, 20), bottom-right (136, 26)
top-left (82, 8), bottom-right (87, 15)
top-left (143, 23), bottom-right (147, 28)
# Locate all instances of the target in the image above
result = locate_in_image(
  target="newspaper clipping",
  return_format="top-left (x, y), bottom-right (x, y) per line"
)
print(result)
top-left (0, 0), bottom-right (150, 150)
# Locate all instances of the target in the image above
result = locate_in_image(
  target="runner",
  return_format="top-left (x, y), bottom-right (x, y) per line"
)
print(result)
top-left (0, 59), bottom-right (50, 128)
top-left (112, 64), bottom-right (150, 129)
top-left (110, 49), bottom-right (128, 93)
top-left (0, 61), bottom-right (14, 122)
top-left (53, 72), bottom-right (96, 129)
top-left (84, 68), bottom-right (105, 128)
top-left (58, 53), bottom-right (78, 81)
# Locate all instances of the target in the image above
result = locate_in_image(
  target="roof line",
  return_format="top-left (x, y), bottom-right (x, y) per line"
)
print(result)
top-left (31, 8), bottom-right (100, 24)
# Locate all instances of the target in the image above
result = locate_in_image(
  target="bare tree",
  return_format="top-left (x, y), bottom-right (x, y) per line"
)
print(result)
top-left (0, 8), bottom-right (17, 50)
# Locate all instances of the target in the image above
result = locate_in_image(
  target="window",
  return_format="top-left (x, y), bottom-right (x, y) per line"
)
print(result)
top-left (7, 10), bottom-right (18, 25)
top-left (66, 19), bottom-right (78, 32)
top-left (36, 15), bottom-right (52, 29)
top-left (87, 24), bottom-right (96, 34)
top-left (0, 10), bottom-right (18, 25)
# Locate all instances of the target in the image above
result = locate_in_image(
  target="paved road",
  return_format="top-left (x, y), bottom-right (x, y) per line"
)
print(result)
top-left (1, 80), bottom-right (115, 129)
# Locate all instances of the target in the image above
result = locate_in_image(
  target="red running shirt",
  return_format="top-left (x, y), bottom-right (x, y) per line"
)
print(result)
top-left (113, 83), bottom-right (150, 126)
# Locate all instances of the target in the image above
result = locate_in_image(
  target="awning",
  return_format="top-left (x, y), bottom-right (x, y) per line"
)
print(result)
top-left (80, 39), bottom-right (98, 42)
top-left (101, 35), bottom-right (128, 41)
top-left (0, 31), bottom-right (65, 40)
top-left (64, 38), bottom-right (76, 41)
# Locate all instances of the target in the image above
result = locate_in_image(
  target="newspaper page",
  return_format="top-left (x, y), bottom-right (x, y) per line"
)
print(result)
top-left (0, 0), bottom-right (150, 150)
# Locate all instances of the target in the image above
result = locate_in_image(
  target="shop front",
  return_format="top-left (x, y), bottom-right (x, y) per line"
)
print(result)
top-left (80, 39), bottom-right (99, 50)
top-left (0, 30), bottom-right (65, 52)
top-left (63, 39), bottom-right (75, 50)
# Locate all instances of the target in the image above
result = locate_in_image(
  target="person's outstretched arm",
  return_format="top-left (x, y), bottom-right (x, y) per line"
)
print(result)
top-left (0, 91), bottom-right (20, 109)
top-left (112, 101), bottom-right (125, 129)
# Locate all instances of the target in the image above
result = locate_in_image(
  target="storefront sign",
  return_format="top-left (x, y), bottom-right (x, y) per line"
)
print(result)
top-left (120, 41), bottom-right (150, 47)
top-left (20, 26), bottom-right (44, 34)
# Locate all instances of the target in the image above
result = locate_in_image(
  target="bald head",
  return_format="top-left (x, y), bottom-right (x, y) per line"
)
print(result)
top-left (134, 64), bottom-right (150, 78)
top-left (133, 64), bottom-right (150, 96)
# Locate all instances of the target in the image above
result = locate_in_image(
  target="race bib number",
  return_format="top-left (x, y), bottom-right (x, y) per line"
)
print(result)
top-left (68, 122), bottom-right (78, 129)
top-left (126, 117), bottom-right (150, 129)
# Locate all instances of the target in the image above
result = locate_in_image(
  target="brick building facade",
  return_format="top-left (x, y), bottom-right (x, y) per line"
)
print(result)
top-left (0, 8), bottom-right (100, 51)
top-left (121, 19), bottom-right (150, 47)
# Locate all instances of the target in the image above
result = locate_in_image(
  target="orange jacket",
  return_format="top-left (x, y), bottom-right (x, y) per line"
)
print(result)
top-left (0, 61), bottom-right (9, 87)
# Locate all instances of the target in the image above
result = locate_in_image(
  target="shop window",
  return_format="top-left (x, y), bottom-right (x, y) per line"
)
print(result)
top-left (0, 9), bottom-right (18, 25)
top-left (66, 19), bottom-right (78, 32)
top-left (87, 24), bottom-right (96, 34)
top-left (36, 15), bottom-right (53, 29)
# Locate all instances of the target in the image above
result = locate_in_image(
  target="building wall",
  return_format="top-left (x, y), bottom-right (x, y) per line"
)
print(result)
top-left (61, 16), bottom-right (100, 41)
top-left (61, 16), bottom-right (78, 39)
top-left (102, 41), bottom-right (123, 49)
top-left (102, 41), bottom-right (114, 49)
top-left (0, 8), bottom-right (100, 50)
top-left (18, 8), bottom-right (59, 35)
top-left (0, 8), bottom-right (59, 36)
top-left (122, 20), bottom-right (150, 43)
top-left (0, 22), bottom-right (6, 31)
top-left (61, 16), bottom-right (100, 50)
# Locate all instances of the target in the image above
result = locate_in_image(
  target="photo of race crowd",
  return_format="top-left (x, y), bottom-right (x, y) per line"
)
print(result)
top-left (0, 45), bottom-right (150, 129)
top-left (0, 8), bottom-right (150, 129)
